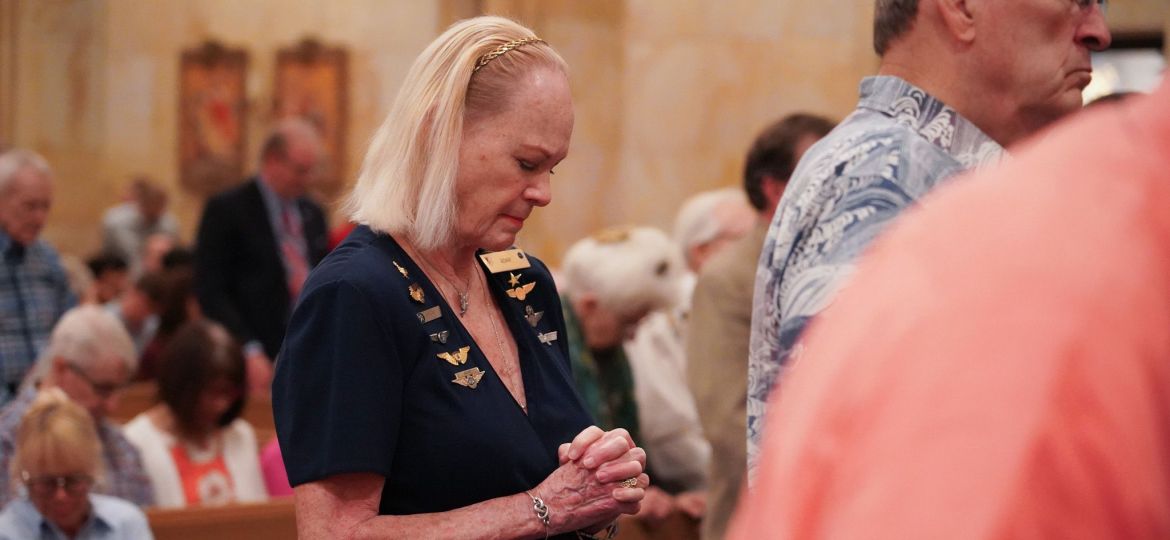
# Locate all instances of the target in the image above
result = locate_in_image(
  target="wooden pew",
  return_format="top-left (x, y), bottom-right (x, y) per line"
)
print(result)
top-left (147, 498), bottom-right (296, 540)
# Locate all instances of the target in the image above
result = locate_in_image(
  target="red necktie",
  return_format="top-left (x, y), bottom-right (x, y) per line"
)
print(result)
top-left (281, 204), bottom-right (309, 301)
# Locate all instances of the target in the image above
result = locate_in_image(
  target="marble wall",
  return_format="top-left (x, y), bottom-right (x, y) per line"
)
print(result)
top-left (0, 0), bottom-right (1166, 264)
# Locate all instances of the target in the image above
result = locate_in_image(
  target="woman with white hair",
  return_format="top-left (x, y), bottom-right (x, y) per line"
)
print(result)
top-left (0, 390), bottom-right (153, 539)
top-left (273, 16), bottom-right (647, 539)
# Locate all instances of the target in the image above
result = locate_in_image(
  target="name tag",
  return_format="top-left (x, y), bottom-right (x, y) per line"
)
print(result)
top-left (479, 248), bottom-right (531, 273)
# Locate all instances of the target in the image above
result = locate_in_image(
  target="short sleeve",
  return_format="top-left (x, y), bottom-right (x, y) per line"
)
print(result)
top-left (272, 279), bottom-right (403, 486)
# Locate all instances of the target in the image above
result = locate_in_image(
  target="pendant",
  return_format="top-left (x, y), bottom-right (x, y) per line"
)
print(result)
top-left (458, 292), bottom-right (469, 316)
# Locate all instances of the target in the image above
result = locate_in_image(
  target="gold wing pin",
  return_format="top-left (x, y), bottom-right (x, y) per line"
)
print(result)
top-left (437, 346), bottom-right (471, 366)
top-left (506, 282), bottom-right (536, 302)
top-left (393, 261), bottom-right (409, 278)
top-left (408, 283), bottom-right (425, 304)
top-left (452, 367), bottom-right (485, 389)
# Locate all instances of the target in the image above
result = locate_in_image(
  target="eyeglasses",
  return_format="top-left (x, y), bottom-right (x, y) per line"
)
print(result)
top-left (64, 363), bottom-right (128, 400)
top-left (21, 471), bottom-right (93, 497)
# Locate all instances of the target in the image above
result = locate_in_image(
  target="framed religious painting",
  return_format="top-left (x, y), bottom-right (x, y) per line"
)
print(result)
top-left (274, 38), bottom-right (348, 199)
top-left (178, 41), bottom-right (248, 197)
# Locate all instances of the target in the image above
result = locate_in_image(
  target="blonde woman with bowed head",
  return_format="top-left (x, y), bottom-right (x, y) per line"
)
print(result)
top-left (0, 390), bottom-right (153, 539)
top-left (273, 16), bottom-right (648, 540)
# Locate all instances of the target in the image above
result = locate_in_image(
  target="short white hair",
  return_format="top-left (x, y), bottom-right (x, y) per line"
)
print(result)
top-left (674, 188), bottom-right (751, 251)
top-left (28, 306), bottom-right (137, 383)
top-left (344, 16), bottom-right (568, 250)
top-left (0, 149), bottom-right (52, 195)
top-left (559, 226), bottom-right (684, 320)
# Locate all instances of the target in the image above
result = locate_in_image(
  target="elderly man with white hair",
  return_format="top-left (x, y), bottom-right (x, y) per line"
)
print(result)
top-left (0, 305), bottom-right (153, 507)
top-left (0, 150), bottom-right (77, 404)
top-left (559, 225), bottom-right (709, 522)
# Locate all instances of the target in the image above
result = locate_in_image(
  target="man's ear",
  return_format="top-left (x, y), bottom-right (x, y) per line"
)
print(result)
top-left (575, 293), bottom-right (599, 318)
top-left (761, 175), bottom-right (787, 209)
top-left (49, 356), bottom-right (69, 378)
top-left (936, 0), bottom-right (977, 44)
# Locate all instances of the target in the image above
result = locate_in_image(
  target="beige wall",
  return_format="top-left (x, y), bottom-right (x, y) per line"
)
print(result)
top-left (1, 0), bottom-right (1166, 265)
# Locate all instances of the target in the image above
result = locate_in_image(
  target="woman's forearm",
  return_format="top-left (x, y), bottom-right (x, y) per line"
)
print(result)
top-left (350, 492), bottom-right (548, 540)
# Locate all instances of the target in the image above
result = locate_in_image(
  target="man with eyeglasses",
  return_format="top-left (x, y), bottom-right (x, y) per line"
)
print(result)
top-left (194, 118), bottom-right (330, 396)
top-left (0, 305), bottom-right (153, 508)
top-left (746, 0), bottom-right (1112, 480)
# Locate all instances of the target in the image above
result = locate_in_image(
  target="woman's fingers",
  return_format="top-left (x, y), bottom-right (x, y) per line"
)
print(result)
top-left (566, 426), bottom-right (606, 461)
top-left (594, 447), bottom-right (646, 483)
top-left (611, 473), bottom-right (651, 503)
top-left (558, 443), bottom-right (571, 464)
top-left (580, 430), bottom-right (635, 469)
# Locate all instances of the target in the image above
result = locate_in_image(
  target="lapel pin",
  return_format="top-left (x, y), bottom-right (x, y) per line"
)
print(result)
top-left (430, 330), bottom-right (449, 344)
top-left (437, 346), bottom-right (471, 366)
top-left (393, 261), bottom-right (409, 278)
top-left (408, 283), bottom-right (425, 304)
top-left (452, 367), bottom-right (486, 389)
top-left (416, 306), bottom-right (442, 324)
top-left (524, 305), bottom-right (544, 327)
top-left (537, 331), bottom-right (558, 345)
top-left (506, 281), bottom-right (536, 301)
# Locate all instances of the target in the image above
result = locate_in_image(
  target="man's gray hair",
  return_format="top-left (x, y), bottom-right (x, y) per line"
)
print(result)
top-left (0, 149), bottom-right (51, 195)
top-left (28, 305), bottom-right (138, 383)
top-left (874, 0), bottom-right (920, 56)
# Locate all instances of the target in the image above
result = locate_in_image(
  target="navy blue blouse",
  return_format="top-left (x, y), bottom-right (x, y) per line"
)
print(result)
top-left (273, 226), bottom-right (593, 524)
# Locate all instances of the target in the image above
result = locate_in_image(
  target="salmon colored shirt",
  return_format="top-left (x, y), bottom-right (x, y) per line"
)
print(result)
top-left (730, 78), bottom-right (1170, 540)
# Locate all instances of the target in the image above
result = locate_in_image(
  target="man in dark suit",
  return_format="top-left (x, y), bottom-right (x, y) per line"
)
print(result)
top-left (195, 119), bottom-right (329, 391)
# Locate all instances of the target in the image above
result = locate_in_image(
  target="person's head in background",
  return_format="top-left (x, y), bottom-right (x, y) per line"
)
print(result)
top-left (29, 306), bottom-right (137, 420)
top-left (85, 253), bottom-right (129, 305)
top-left (0, 149), bottom-right (53, 248)
top-left (157, 321), bottom-right (246, 442)
top-left (560, 226), bottom-right (684, 349)
top-left (673, 189), bottom-right (755, 274)
top-left (259, 118), bottom-right (324, 200)
top-left (10, 390), bottom-right (103, 536)
top-left (128, 176), bottom-right (168, 226)
top-left (139, 232), bottom-right (176, 276)
top-left (118, 271), bottom-right (164, 332)
top-left (874, 0), bottom-right (1111, 147)
top-left (743, 113), bottom-right (837, 220)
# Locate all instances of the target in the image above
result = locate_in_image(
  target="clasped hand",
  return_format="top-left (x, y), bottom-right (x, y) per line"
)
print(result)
top-left (532, 426), bottom-right (649, 534)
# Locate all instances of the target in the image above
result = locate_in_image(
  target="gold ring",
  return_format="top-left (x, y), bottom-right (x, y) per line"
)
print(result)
top-left (619, 477), bottom-right (638, 489)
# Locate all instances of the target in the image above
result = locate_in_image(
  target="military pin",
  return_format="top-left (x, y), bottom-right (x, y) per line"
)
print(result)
top-left (507, 273), bottom-right (522, 287)
top-left (452, 367), bottom-right (486, 389)
top-left (408, 283), bottom-right (425, 304)
top-left (506, 282), bottom-right (536, 302)
top-left (430, 330), bottom-right (449, 344)
top-left (416, 306), bottom-right (442, 324)
top-left (524, 305), bottom-right (544, 328)
top-left (437, 346), bottom-right (471, 366)
top-left (393, 260), bottom-right (409, 278)
top-left (537, 331), bottom-right (558, 345)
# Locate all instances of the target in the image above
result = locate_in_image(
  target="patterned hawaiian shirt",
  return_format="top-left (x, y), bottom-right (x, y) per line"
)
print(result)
top-left (0, 232), bottom-right (75, 395)
top-left (746, 76), bottom-right (1004, 481)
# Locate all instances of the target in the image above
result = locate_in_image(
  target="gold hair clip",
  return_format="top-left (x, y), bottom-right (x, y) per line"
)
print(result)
top-left (473, 36), bottom-right (545, 73)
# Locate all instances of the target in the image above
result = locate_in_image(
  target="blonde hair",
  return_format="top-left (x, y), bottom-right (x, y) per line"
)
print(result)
top-left (343, 15), bottom-right (568, 250)
top-left (559, 226), bottom-right (684, 321)
top-left (11, 389), bottom-right (103, 483)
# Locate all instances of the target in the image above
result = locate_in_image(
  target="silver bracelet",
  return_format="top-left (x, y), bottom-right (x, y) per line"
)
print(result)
top-left (525, 491), bottom-right (551, 539)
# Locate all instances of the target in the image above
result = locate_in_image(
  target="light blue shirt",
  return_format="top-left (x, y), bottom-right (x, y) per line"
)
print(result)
top-left (746, 76), bottom-right (1005, 480)
top-left (0, 494), bottom-right (153, 540)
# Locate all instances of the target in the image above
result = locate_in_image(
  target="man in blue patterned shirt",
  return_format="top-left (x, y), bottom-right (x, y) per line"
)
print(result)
top-left (746, 0), bottom-right (1112, 479)
top-left (0, 150), bottom-right (76, 404)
